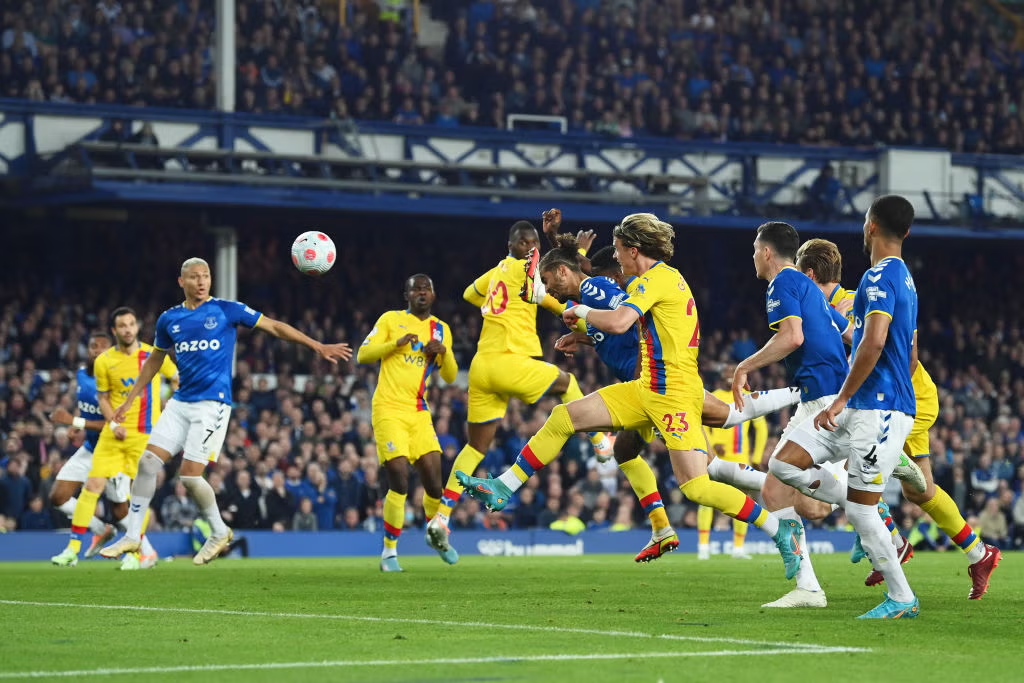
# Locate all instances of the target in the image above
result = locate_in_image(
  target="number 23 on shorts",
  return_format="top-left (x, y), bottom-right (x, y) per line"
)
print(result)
top-left (661, 412), bottom-right (690, 433)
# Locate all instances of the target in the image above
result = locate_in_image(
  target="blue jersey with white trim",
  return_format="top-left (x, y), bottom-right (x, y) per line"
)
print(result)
top-left (849, 257), bottom-right (917, 415)
top-left (76, 368), bottom-right (102, 452)
top-left (579, 276), bottom-right (637, 382)
top-left (765, 266), bottom-right (849, 401)
top-left (154, 298), bottom-right (262, 404)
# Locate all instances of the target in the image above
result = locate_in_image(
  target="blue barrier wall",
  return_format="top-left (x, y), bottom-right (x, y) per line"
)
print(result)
top-left (0, 529), bottom-right (856, 562)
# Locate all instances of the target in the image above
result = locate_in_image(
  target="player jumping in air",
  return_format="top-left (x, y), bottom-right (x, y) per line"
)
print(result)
top-left (358, 274), bottom-right (459, 572)
top-left (101, 257), bottom-right (352, 564)
top-left (796, 237), bottom-right (1000, 598)
top-left (425, 220), bottom-right (612, 558)
top-left (459, 213), bottom-right (804, 580)
top-left (533, 233), bottom-right (798, 562)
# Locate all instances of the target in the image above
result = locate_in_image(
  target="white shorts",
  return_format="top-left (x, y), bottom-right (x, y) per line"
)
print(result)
top-left (149, 398), bottom-right (230, 465)
top-left (55, 445), bottom-right (132, 503)
top-left (787, 408), bottom-right (914, 493)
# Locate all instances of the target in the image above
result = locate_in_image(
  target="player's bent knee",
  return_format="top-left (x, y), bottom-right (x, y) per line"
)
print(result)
top-left (775, 441), bottom-right (813, 468)
top-left (138, 450), bottom-right (164, 478)
top-left (147, 443), bottom-right (173, 462)
top-left (768, 457), bottom-right (805, 487)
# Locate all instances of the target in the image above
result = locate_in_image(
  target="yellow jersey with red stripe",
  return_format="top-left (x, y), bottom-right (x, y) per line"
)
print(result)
top-left (94, 342), bottom-right (177, 434)
top-left (707, 388), bottom-right (768, 464)
top-left (358, 310), bottom-right (458, 411)
top-left (620, 262), bottom-right (702, 397)
top-left (469, 256), bottom-right (543, 357)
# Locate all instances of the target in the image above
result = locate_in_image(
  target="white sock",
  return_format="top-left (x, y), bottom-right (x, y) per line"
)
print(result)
top-left (57, 498), bottom-right (78, 518)
top-left (125, 452), bottom-right (163, 541)
top-left (497, 470), bottom-right (525, 493)
top-left (774, 506), bottom-right (822, 592)
top-left (847, 500), bottom-right (914, 602)
top-left (769, 459), bottom-right (845, 505)
top-left (87, 517), bottom-right (107, 535)
top-left (758, 510), bottom-right (780, 537)
top-left (965, 543), bottom-right (986, 564)
top-left (140, 535), bottom-right (156, 556)
top-left (116, 518), bottom-right (128, 532)
top-left (707, 458), bottom-right (767, 492)
top-left (722, 388), bottom-right (801, 427)
top-left (180, 474), bottom-right (229, 537)
top-left (381, 547), bottom-right (397, 560)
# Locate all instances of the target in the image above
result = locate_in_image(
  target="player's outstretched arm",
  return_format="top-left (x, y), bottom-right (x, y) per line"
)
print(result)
top-left (732, 317), bottom-right (804, 408)
top-left (111, 348), bottom-right (169, 424)
top-left (50, 406), bottom-right (104, 432)
top-left (256, 316), bottom-right (352, 364)
top-left (563, 303), bottom-right (638, 334)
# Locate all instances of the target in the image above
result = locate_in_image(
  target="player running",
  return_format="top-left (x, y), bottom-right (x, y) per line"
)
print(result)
top-left (797, 237), bottom-right (1000, 598)
top-left (769, 196), bottom-right (923, 618)
top-left (54, 309), bottom-right (175, 569)
top-left (358, 274), bottom-right (459, 572)
top-left (425, 220), bottom-right (612, 557)
top-left (534, 234), bottom-right (797, 562)
top-left (458, 213), bottom-right (804, 581)
top-left (101, 257), bottom-right (352, 564)
top-left (49, 330), bottom-right (158, 567)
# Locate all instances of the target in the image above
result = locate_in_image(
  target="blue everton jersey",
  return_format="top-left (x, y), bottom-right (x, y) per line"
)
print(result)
top-left (76, 368), bottom-right (102, 452)
top-left (579, 276), bottom-right (637, 382)
top-left (154, 298), bottom-right (263, 404)
top-left (765, 266), bottom-right (849, 401)
top-left (849, 257), bottom-right (918, 415)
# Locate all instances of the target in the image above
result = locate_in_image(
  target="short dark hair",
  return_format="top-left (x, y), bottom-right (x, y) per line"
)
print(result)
top-left (868, 195), bottom-right (914, 239)
top-left (589, 246), bottom-right (619, 274)
top-left (89, 330), bottom-right (113, 343)
top-left (755, 221), bottom-right (800, 262)
top-left (109, 306), bottom-right (136, 329)
top-left (509, 220), bottom-right (537, 240)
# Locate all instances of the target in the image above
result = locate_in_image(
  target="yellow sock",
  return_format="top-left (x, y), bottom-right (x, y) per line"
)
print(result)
top-left (733, 519), bottom-right (748, 550)
top-left (697, 504), bottom-right (713, 546)
top-left (619, 456), bottom-right (669, 532)
top-left (69, 488), bottom-right (101, 555)
top-left (558, 375), bottom-right (605, 448)
top-left (423, 494), bottom-right (440, 521)
top-left (682, 475), bottom-right (771, 528)
top-left (438, 445), bottom-right (485, 519)
top-left (509, 403), bottom-right (575, 484)
top-left (921, 485), bottom-right (980, 553)
top-left (383, 490), bottom-right (407, 552)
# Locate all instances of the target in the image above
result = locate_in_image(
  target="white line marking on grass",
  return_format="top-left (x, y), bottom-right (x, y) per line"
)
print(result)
top-left (0, 649), bottom-right (874, 679)
top-left (0, 599), bottom-right (867, 653)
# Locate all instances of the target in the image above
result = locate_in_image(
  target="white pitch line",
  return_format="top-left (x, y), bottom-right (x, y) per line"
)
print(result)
top-left (0, 599), bottom-right (866, 653)
top-left (0, 648), bottom-right (874, 679)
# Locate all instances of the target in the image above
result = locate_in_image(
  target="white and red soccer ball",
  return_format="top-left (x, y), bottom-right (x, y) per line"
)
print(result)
top-left (291, 231), bottom-right (336, 276)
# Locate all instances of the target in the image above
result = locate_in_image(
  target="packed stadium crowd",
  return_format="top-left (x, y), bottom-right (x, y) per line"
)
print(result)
top-left (1, 220), bottom-right (1022, 555)
top-left (2, 0), bottom-right (1023, 153)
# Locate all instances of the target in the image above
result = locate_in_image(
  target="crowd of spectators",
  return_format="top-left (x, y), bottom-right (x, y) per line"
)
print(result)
top-left (3, 1), bottom-right (1024, 153)
top-left (1, 216), bottom-right (1024, 554)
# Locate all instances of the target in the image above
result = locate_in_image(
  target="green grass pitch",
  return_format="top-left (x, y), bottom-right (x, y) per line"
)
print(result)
top-left (0, 552), bottom-right (1019, 682)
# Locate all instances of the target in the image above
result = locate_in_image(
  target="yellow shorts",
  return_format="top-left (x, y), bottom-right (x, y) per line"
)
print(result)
top-left (598, 380), bottom-right (704, 452)
top-left (904, 388), bottom-right (939, 458)
top-left (89, 430), bottom-right (150, 479)
top-left (373, 408), bottom-right (441, 464)
top-left (467, 352), bottom-right (561, 423)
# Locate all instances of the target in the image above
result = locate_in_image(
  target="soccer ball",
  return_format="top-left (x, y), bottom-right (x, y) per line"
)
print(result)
top-left (291, 231), bottom-right (336, 276)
